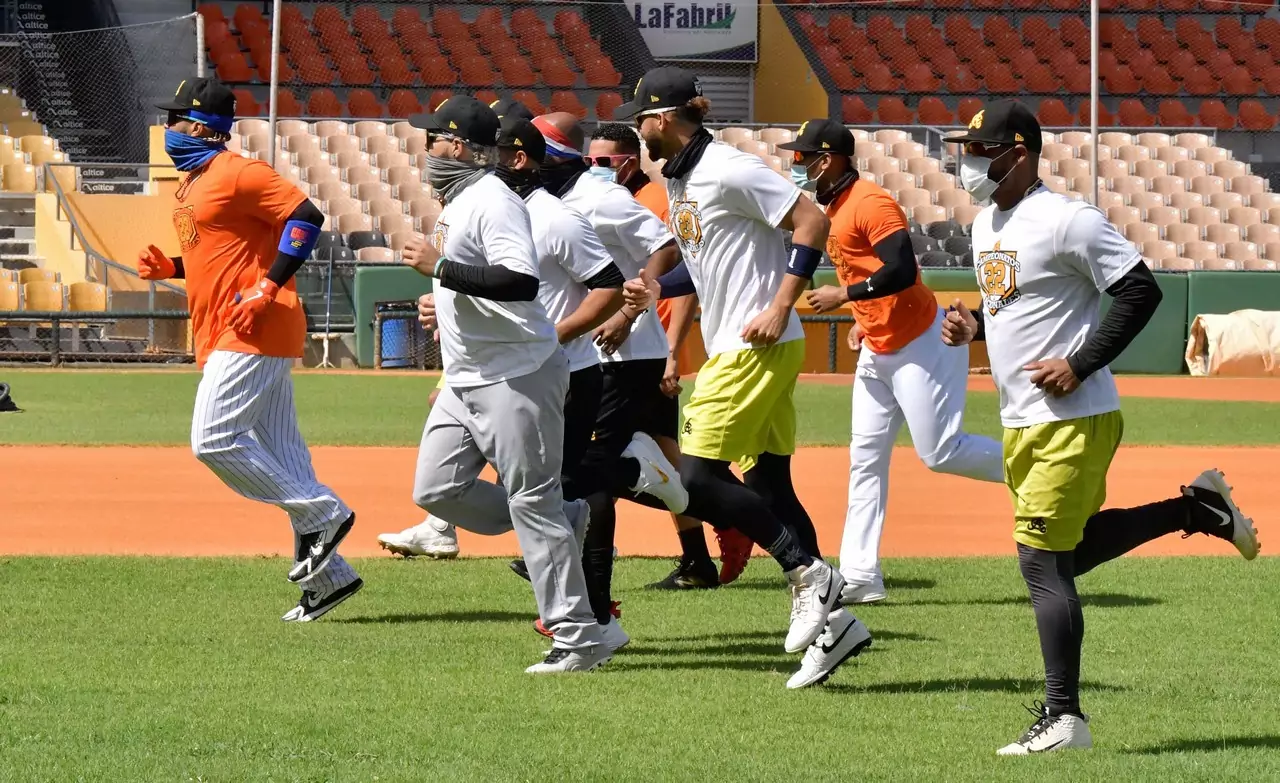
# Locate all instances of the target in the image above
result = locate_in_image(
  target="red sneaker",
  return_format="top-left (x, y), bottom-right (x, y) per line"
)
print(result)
top-left (533, 618), bottom-right (553, 639)
top-left (610, 601), bottom-right (622, 620)
top-left (715, 527), bottom-right (754, 585)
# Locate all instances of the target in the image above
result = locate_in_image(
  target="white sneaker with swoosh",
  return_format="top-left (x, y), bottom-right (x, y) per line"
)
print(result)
top-left (997, 705), bottom-right (1092, 756)
top-left (622, 432), bottom-right (688, 514)
top-left (787, 607), bottom-right (872, 689)
top-left (784, 559), bottom-right (845, 653)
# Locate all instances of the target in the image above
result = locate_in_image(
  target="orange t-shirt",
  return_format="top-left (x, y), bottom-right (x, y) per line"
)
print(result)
top-left (825, 177), bottom-right (937, 354)
top-left (633, 179), bottom-right (675, 329)
top-left (172, 153), bottom-right (308, 368)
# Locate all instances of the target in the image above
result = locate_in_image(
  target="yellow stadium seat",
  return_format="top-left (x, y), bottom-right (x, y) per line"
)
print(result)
top-left (0, 280), bottom-right (19, 310)
top-left (2, 163), bottom-right (36, 192)
top-left (22, 281), bottom-right (65, 311)
top-left (19, 268), bottom-right (59, 285)
top-left (4, 120), bottom-right (44, 139)
top-left (18, 134), bottom-right (55, 155)
top-left (0, 267), bottom-right (16, 283)
top-left (68, 282), bottom-right (109, 312)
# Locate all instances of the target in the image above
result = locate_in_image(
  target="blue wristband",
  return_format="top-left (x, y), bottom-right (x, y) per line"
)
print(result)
top-left (279, 220), bottom-right (321, 259)
top-left (657, 262), bottom-right (696, 299)
top-left (786, 243), bottom-right (823, 279)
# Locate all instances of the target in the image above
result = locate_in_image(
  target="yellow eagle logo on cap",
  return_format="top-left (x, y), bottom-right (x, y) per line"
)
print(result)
top-left (798, 120), bottom-right (810, 137)
top-left (513, 138), bottom-right (522, 147)
top-left (969, 110), bottom-right (984, 130)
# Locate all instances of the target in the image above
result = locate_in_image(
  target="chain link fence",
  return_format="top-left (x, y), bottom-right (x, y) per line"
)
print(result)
top-left (0, 11), bottom-right (198, 163)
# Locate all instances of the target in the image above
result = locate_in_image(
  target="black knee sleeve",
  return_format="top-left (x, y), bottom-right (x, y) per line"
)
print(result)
top-left (743, 453), bottom-right (820, 558)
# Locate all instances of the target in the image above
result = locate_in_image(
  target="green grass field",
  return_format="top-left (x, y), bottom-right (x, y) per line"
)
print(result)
top-left (2, 369), bottom-right (1277, 780)
top-left (1, 557), bottom-right (1277, 781)
top-left (3, 369), bottom-right (1280, 447)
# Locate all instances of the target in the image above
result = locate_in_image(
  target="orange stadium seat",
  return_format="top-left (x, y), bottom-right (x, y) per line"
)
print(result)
top-left (596, 92), bottom-right (624, 121)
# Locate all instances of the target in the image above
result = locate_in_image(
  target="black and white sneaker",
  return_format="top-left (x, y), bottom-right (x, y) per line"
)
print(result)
top-left (786, 607), bottom-right (872, 689)
top-left (281, 578), bottom-right (364, 623)
top-left (997, 702), bottom-right (1092, 755)
top-left (525, 644), bottom-right (611, 674)
top-left (509, 558), bottom-right (531, 582)
top-left (1181, 469), bottom-right (1260, 560)
top-left (288, 512), bottom-right (356, 584)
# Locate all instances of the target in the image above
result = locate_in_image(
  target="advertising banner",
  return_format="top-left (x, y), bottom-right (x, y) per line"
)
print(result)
top-left (631, 1), bottom-right (758, 63)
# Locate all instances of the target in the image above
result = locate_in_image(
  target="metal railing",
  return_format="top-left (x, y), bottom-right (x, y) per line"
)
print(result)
top-left (0, 309), bottom-right (191, 365)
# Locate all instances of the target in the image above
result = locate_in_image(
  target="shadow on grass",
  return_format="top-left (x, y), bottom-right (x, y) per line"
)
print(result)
top-left (617, 657), bottom-right (792, 673)
top-left (898, 592), bottom-right (1162, 609)
top-left (824, 677), bottom-right (1128, 695)
top-left (650, 629), bottom-right (936, 646)
top-left (334, 610), bottom-right (528, 625)
top-left (721, 575), bottom-right (940, 593)
top-left (1121, 736), bottom-right (1280, 755)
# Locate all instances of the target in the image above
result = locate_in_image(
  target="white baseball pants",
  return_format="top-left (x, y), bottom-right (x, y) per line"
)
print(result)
top-left (839, 308), bottom-right (1004, 586)
top-left (192, 350), bottom-right (357, 592)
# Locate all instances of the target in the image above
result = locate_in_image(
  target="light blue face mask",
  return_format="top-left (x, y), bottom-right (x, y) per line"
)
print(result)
top-left (790, 161), bottom-right (817, 192)
top-left (588, 166), bottom-right (617, 184)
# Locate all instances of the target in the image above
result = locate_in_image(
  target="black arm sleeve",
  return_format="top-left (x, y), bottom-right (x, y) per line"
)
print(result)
top-left (170, 257), bottom-right (185, 279)
top-left (436, 260), bottom-right (540, 301)
top-left (1066, 262), bottom-right (1163, 381)
top-left (583, 263), bottom-right (624, 290)
top-left (972, 310), bottom-right (985, 342)
top-left (264, 200), bottom-right (324, 287)
top-left (843, 229), bottom-right (919, 302)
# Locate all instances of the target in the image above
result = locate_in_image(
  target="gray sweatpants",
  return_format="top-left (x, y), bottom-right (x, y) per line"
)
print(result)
top-left (412, 351), bottom-right (602, 650)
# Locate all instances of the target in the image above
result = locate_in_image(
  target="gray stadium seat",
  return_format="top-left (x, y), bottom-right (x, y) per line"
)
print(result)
top-left (347, 230), bottom-right (388, 251)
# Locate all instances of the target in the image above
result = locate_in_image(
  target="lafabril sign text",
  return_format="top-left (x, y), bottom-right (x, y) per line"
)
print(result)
top-left (631, 1), bottom-right (758, 62)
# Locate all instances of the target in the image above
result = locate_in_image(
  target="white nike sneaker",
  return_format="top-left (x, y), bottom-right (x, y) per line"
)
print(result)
top-left (1181, 468), bottom-right (1260, 560)
top-left (600, 619), bottom-right (631, 653)
top-left (997, 705), bottom-right (1093, 755)
top-left (786, 607), bottom-right (872, 689)
top-left (840, 575), bottom-right (887, 604)
top-left (377, 515), bottom-right (459, 559)
top-left (622, 432), bottom-right (689, 514)
top-left (784, 559), bottom-right (846, 653)
top-left (525, 644), bottom-right (612, 674)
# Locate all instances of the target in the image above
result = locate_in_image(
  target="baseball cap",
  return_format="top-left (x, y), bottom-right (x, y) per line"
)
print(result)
top-left (410, 95), bottom-right (501, 147)
top-left (776, 119), bottom-right (854, 157)
top-left (490, 98), bottom-right (535, 122)
top-left (945, 99), bottom-right (1043, 153)
top-left (156, 76), bottom-right (236, 131)
top-left (496, 116), bottom-right (546, 164)
top-left (615, 66), bottom-right (703, 120)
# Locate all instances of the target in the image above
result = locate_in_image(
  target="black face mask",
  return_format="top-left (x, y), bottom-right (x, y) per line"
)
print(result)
top-left (494, 165), bottom-right (541, 199)
top-left (540, 158), bottom-right (588, 198)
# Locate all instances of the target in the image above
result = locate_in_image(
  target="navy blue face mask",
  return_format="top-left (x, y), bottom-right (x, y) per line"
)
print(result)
top-left (164, 128), bottom-right (226, 172)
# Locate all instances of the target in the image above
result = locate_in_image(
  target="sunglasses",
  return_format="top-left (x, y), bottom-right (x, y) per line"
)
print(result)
top-left (964, 141), bottom-right (1015, 155)
top-left (584, 154), bottom-right (636, 168)
top-left (166, 110), bottom-right (195, 127)
top-left (428, 133), bottom-right (460, 145)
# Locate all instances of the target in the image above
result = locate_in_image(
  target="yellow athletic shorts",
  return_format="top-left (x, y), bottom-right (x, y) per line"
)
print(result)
top-left (1004, 410), bottom-right (1124, 552)
top-left (434, 373), bottom-right (447, 391)
top-left (681, 338), bottom-right (805, 467)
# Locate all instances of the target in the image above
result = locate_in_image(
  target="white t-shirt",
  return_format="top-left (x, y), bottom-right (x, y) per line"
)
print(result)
top-left (971, 185), bottom-right (1143, 428)
top-left (431, 173), bottom-right (559, 387)
top-left (664, 142), bottom-right (804, 357)
top-left (524, 187), bottom-right (613, 372)
top-left (562, 173), bottom-right (672, 364)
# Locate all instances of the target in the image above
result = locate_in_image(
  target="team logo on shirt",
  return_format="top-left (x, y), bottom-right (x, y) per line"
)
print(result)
top-left (173, 205), bottom-right (200, 252)
top-left (669, 200), bottom-right (704, 256)
top-left (430, 218), bottom-right (449, 253)
top-left (976, 240), bottom-right (1021, 315)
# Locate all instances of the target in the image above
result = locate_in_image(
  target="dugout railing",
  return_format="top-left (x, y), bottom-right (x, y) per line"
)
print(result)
top-left (0, 310), bottom-right (193, 365)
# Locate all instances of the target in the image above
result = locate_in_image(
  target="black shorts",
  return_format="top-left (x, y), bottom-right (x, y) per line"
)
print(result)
top-left (589, 357), bottom-right (678, 451)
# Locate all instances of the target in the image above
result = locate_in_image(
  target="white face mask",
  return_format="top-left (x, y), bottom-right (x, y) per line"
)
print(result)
top-left (588, 166), bottom-right (618, 184)
top-left (959, 147), bottom-right (1016, 205)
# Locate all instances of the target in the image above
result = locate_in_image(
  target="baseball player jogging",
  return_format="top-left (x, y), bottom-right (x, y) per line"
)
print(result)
top-left (586, 122), bottom-right (751, 589)
top-left (398, 96), bottom-right (611, 673)
top-left (944, 100), bottom-right (1260, 754)
top-left (138, 77), bottom-right (361, 622)
top-left (485, 111), bottom-right (691, 634)
top-left (620, 67), bottom-right (872, 688)
top-left (378, 103), bottom-right (539, 559)
top-left (787, 119), bottom-right (1005, 604)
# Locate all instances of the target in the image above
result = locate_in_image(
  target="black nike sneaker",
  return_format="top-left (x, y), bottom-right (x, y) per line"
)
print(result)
top-left (281, 578), bottom-right (364, 622)
top-left (509, 558), bottom-right (530, 582)
top-left (288, 512), bottom-right (356, 583)
top-left (646, 556), bottom-right (720, 590)
top-left (1180, 469), bottom-right (1259, 560)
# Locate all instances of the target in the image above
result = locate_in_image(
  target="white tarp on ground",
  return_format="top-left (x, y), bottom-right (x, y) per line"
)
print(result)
top-left (1186, 309), bottom-right (1280, 377)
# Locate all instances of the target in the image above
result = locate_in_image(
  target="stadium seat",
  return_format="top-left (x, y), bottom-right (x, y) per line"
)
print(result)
top-left (68, 282), bottom-right (108, 312)
top-left (347, 230), bottom-right (389, 251)
top-left (22, 281), bottom-right (64, 310)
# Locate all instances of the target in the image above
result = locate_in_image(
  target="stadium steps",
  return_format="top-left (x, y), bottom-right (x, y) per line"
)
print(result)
top-left (0, 196), bottom-right (42, 273)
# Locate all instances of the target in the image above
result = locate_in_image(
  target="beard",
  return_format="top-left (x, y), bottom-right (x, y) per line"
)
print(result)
top-left (644, 137), bottom-right (664, 163)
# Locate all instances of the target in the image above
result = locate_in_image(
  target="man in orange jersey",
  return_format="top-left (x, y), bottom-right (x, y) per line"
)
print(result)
top-left (138, 77), bottom-right (361, 622)
top-left (785, 119), bottom-right (1004, 604)
top-left (585, 122), bottom-right (756, 588)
